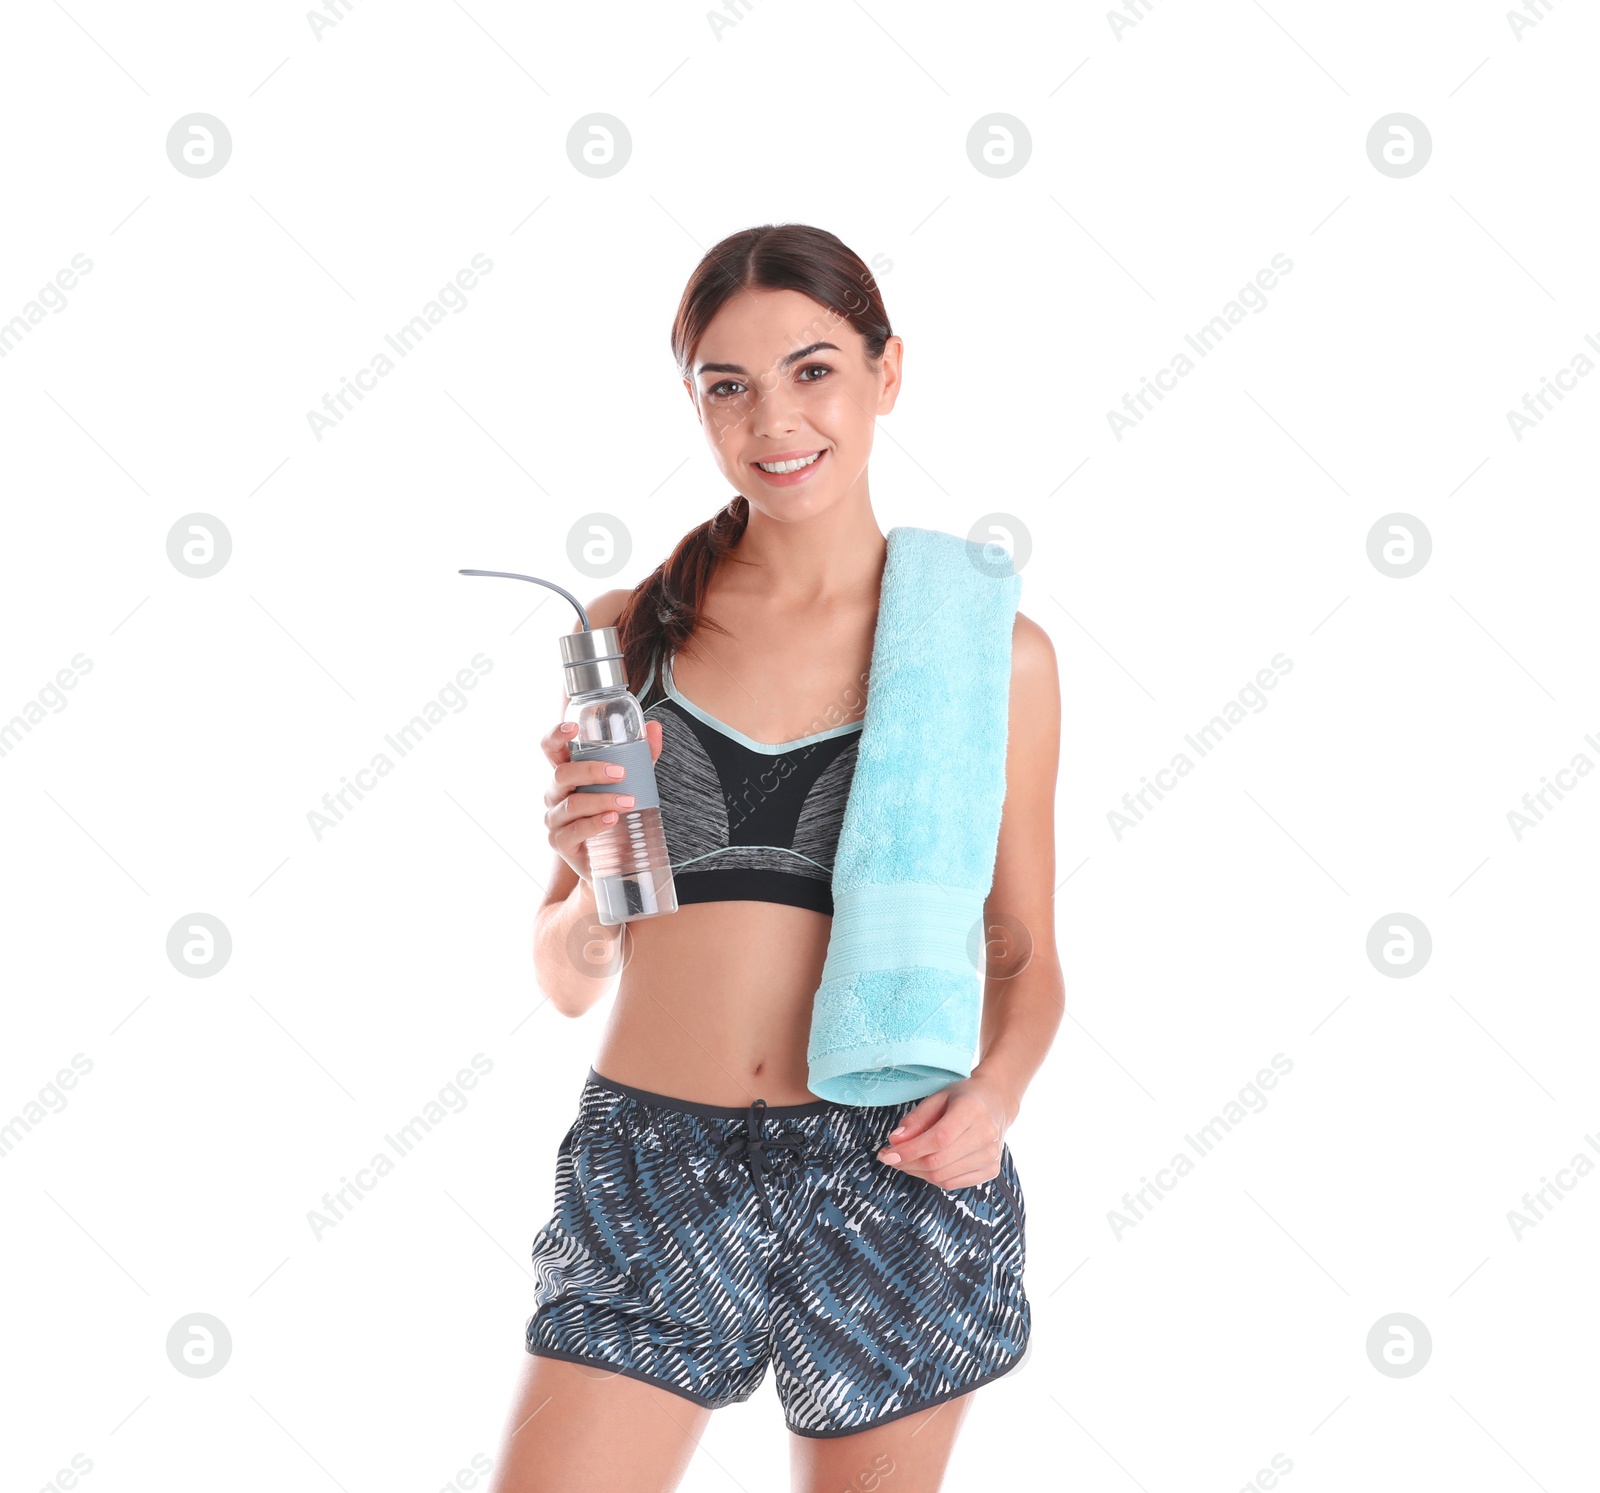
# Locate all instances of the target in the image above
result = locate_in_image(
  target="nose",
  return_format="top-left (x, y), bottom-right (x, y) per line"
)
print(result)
top-left (750, 373), bottom-right (803, 440)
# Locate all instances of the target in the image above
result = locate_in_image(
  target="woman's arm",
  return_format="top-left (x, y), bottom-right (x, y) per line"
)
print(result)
top-left (970, 611), bottom-right (1065, 1126)
top-left (874, 610), bottom-right (1064, 1186)
top-left (532, 587), bottom-right (640, 1018)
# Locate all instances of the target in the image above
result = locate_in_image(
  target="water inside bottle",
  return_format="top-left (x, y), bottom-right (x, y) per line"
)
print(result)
top-left (588, 804), bottom-right (678, 925)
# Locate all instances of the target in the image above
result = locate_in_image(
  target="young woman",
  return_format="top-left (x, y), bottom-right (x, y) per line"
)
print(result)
top-left (487, 224), bottom-right (1063, 1493)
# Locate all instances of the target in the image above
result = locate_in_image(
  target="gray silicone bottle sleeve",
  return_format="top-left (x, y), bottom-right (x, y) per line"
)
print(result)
top-left (567, 738), bottom-right (661, 812)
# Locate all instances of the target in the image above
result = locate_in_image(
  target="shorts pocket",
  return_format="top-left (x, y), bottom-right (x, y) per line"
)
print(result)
top-left (985, 1144), bottom-right (1029, 1318)
top-left (528, 1118), bottom-right (642, 1324)
top-left (996, 1142), bottom-right (1025, 1238)
top-left (529, 1219), bottom-right (632, 1312)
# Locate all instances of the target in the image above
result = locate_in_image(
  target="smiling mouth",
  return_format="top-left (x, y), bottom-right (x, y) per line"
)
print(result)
top-left (753, 451), bottom-right (823, 474)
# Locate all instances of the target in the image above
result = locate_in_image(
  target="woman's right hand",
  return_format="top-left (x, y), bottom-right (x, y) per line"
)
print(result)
top-left (541, 718), bottom-right (665, 886)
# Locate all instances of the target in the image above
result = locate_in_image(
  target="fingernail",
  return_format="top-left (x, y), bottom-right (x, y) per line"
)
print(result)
top-left (881, 1151), bottom-right (900, 1164)
top-left (561, 723), bottom-right (576, 733)
top-left (606, 764), bottom-right (626, 778)
top-left (616, 795), bottom-right (635, 808)
top-left (890, 1126), bottom-right (905, 1138)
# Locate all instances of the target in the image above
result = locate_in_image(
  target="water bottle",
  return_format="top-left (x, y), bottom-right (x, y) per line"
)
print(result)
top-left (459, 569), bottom-right (678, 926)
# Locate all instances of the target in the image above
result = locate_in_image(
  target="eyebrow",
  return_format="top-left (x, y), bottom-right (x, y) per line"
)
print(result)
top-left (696, 341), bottom-right (840, 378)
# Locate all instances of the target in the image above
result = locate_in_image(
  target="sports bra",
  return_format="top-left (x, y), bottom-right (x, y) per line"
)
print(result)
top-left (635, 645), bottom-right (862, 915)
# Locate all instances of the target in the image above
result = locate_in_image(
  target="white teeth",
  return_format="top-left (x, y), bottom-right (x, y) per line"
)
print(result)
top-left (756, 452), bottom-right (821, 474)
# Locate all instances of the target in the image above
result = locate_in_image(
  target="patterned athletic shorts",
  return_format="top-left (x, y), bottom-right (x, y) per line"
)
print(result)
top-left (524, 1067), bottom-right (1031, 1437)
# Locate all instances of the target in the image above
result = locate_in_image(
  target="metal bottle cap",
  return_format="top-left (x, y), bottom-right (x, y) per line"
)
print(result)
top-left (558, 625), bottom-right (629, 695)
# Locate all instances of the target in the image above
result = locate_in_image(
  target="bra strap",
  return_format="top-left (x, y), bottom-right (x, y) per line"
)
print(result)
top-left (637, 645), bottom-right (661, 707)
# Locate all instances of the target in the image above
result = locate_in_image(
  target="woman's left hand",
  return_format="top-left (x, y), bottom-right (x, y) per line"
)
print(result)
top-left (875, 1074), bottom-right (1018, 1191)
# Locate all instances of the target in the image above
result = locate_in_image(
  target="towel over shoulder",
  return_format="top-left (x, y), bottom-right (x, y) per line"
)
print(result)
top-left (805, 525), bottom-right (1022, 1105)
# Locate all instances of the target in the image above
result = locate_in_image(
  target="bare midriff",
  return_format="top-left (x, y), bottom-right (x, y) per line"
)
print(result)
top-left (590, 898), bottom-right (835, 1107)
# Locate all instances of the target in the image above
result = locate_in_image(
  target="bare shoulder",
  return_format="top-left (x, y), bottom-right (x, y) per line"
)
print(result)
top-left (576, 587), bottom-right (635, 634)
top-left (1004, 610), bottom-right (1061, 788)
top-left (1010, 610), bottom-right (1058, 695)
top-left (992, 610), bottom-right (1061, 924)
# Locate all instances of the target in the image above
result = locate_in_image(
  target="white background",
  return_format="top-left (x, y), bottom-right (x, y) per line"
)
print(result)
top-left (2, 1), bottom-right (1597, 1489)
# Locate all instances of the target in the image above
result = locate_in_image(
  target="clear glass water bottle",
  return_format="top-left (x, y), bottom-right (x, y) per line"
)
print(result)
top-left (459, 568), bottom-right (678, 926)
top-left (559, 625), bottom-right (679, 925)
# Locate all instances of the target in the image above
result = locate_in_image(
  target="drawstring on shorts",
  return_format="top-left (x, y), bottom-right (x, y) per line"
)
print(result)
top-left (717, 1098), bottom-right (812, 1228)
top-left (607, 1095), bottom-right (839, 1227)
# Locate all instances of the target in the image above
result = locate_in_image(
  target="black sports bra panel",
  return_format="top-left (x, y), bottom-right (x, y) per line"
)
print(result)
top-left (637, 647), bottom-right (862, 915)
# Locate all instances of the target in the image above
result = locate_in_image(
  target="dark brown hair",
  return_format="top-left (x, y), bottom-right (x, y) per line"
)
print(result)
top-left (614, 224), bottom-right (893, 704)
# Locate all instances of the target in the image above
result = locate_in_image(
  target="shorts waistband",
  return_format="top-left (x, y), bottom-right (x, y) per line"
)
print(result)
top-left (585, 1066), bottom-right (836, 1121)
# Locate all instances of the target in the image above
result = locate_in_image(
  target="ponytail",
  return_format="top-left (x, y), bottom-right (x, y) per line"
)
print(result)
top-left (617, 494), bottom-right (751, 706)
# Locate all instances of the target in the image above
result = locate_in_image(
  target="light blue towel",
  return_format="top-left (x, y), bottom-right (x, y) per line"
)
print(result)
top-left (806, 526), bottom-right (1022, 1105)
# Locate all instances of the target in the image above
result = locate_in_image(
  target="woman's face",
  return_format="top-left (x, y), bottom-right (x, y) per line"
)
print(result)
top-left (683, 286), bottom-right (902, 520)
